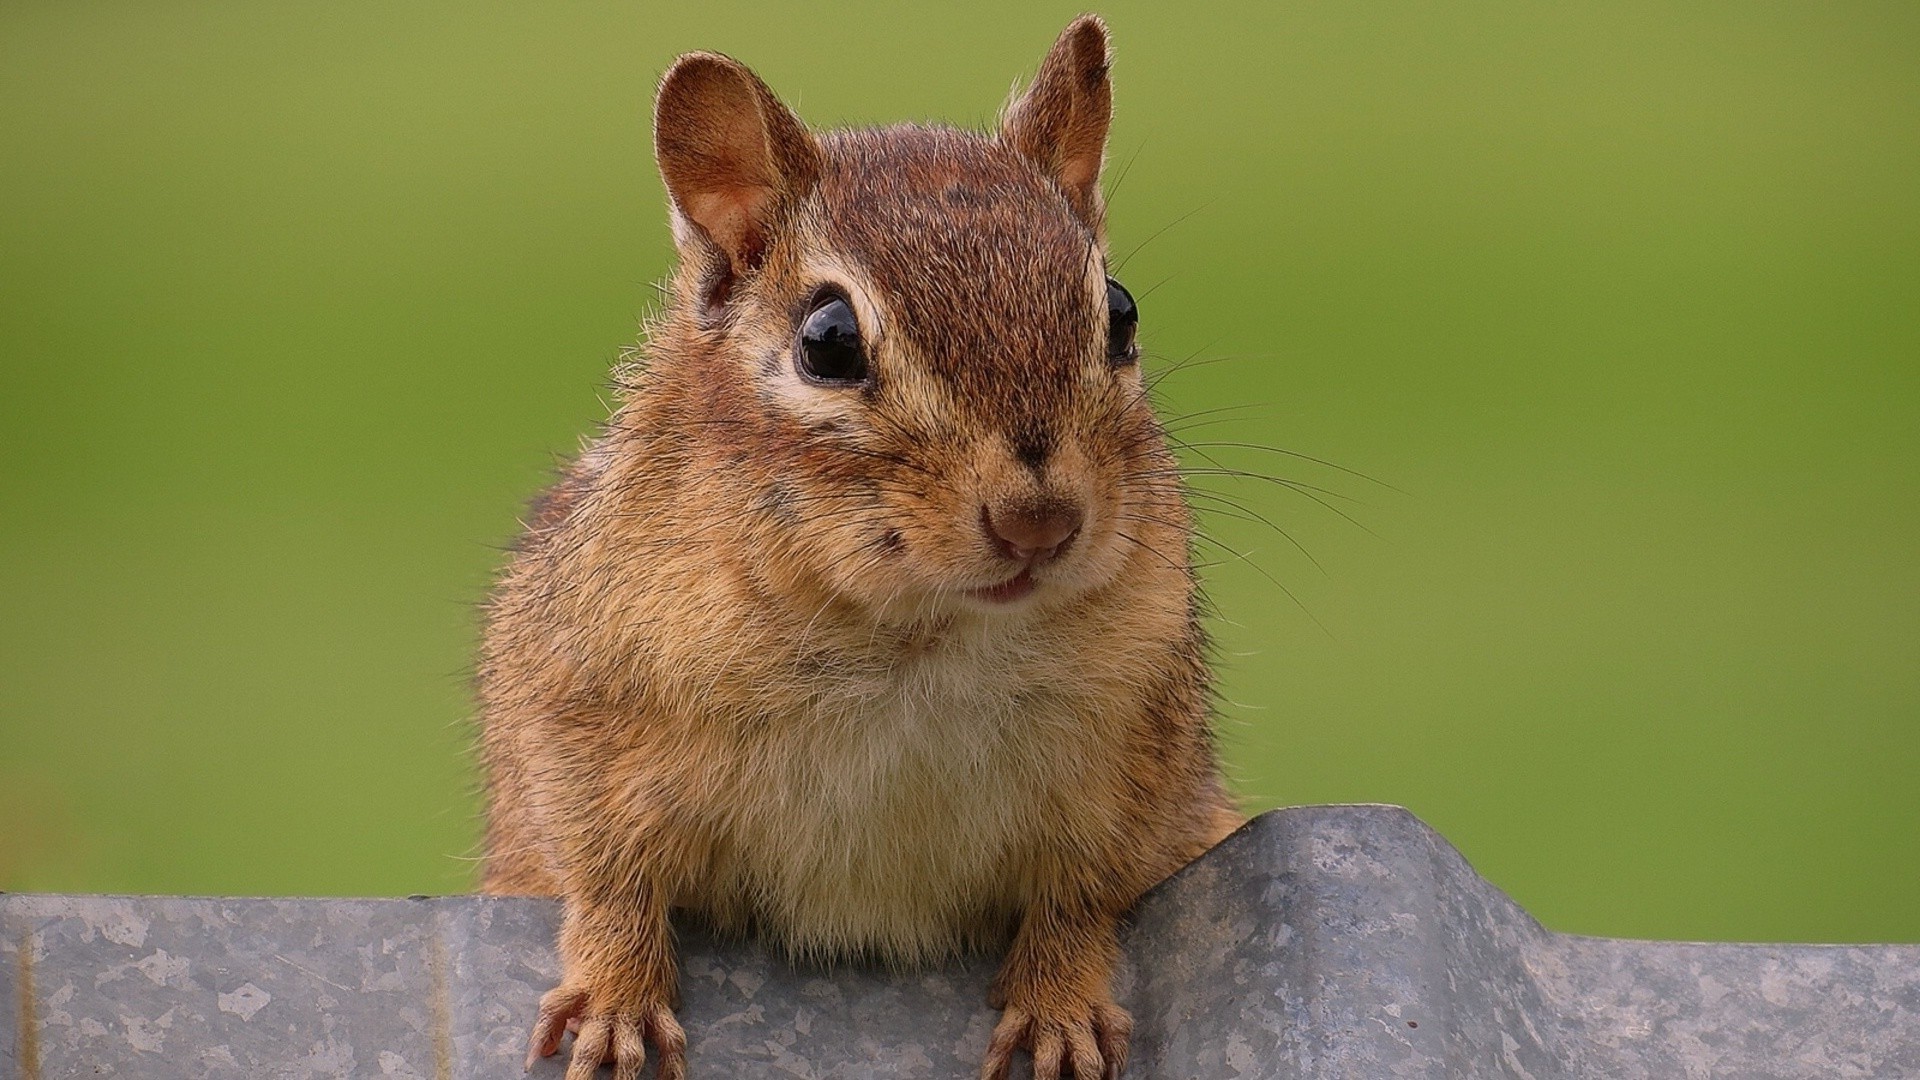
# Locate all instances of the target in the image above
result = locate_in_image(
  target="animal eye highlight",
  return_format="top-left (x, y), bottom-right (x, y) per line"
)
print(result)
top-left (1106, 277), bottom-right (1139, 366)
top-left (796, 293), bottom-right (869, 385)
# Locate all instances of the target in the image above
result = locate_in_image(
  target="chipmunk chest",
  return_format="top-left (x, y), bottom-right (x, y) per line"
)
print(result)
top-left (716, 637), bottom-right (1060, 953)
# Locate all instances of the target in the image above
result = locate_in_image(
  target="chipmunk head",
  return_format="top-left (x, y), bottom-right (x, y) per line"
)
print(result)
top-left (646, 16), bottom-right (1184, 620)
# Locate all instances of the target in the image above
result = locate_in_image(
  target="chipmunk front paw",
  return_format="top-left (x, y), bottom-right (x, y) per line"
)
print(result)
top-left (980, 993), bottom-right (1132, 1080)
top-left (525, 982), bottom-right (686, 1080)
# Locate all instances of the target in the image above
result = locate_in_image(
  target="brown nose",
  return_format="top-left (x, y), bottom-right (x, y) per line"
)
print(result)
top-left (984, 501), bottom-right (1084, 564)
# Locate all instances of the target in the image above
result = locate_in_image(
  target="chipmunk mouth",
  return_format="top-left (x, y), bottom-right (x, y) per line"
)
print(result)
top-left (967, 566), bottom-right (1038, 604)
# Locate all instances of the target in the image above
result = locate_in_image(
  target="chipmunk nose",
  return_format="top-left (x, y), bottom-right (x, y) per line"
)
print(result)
top-left (983, 500), bottom-right (1084, 564)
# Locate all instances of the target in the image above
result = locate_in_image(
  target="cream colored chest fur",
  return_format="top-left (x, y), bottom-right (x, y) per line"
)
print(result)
top-left (695, 621), bottom-right (1087, 962)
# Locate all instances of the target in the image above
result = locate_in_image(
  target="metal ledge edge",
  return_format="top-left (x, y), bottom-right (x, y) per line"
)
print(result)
top-left (4, 804), bottom-right (1916, 1078)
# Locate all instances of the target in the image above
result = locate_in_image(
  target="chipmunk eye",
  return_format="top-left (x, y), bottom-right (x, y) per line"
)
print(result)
top-left (1106, 277), bottom-right (1139, 367)
top-left (796, 294), bottom-right (868, 385)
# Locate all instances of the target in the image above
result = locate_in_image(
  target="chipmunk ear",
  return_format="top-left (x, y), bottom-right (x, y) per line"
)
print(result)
top-left (654, 52), bottom-right (822, 284)
top-left (1000, 14), bottom-right (1113, 232)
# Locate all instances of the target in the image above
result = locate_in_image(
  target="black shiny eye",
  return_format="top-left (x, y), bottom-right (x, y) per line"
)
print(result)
top-left (1106, 277), bottom-right (1139, 366)
top-left (795, 294), bottom-right (868, 385)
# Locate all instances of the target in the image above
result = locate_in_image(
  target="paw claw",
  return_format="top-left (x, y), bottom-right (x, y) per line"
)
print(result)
top-left (980, 1005), bottom-right (1030, 1079)
top-left (564, 1018), bottom-right (611, 1080)
top-left (526, 986), bottom-right (586, 1070)
top-left (525, 983), bottom-right (684, 1080)
top-left (984, 997), bottom-right (1132, 1079)
top-left (1095, 1001), bottom-right (1131, 1078)
top-left (647, 1004), bottom-right (689, 1080)
top-left (1066, 1021), bottom-right (1103, 1079)
top-left (1032, 1023), bottom-right (1066, 1080)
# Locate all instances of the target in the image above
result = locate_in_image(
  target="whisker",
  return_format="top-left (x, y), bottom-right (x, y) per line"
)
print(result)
top-left (1173, 441), bottom-right (1405, 495)
top-left (1189, 532), bottom-right (1333, 641)
top-left (1111, 529), bottom-right (1188, 575)
top-left (1133, 275), bottom-right (1175, 304)
top-left (1102, 139), bottom-right (1149, 205)
top-left (1173, 469), bottom-right (1381, 539)
top-left (1114, 200), bottom-right (1212, 273)
top-left (1169, 494), bottom-right (1326, 577)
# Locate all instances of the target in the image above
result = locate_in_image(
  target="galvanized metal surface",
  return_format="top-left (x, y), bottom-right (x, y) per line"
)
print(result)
top-left (4, 804), bottom-right (1917, 1078)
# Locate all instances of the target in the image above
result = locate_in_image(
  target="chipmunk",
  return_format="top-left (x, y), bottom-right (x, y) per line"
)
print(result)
top-left (476, 15), bottom-right (1243, 1079)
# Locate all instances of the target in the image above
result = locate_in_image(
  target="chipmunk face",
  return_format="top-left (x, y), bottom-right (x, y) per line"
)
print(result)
top-left (650, 24), bottom-right (1184, 621)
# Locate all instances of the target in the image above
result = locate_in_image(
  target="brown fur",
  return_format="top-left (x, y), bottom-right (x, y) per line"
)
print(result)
top-left (477, 15), bottom-right (1243, 1080)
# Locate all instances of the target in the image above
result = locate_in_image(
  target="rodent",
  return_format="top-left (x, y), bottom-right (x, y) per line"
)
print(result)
top-left (476, 15), bottom-right (1243, 1079)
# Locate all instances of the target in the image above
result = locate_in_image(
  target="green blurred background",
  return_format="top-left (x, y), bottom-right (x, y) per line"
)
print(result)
top-left (2, 2), bottom-right (1915, 943)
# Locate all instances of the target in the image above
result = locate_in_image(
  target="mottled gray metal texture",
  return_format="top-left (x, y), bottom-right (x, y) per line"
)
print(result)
top-left (4, 804), bottom-right (1917, 1078)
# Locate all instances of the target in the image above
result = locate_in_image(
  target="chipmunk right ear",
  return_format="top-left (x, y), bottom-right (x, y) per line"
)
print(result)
top-left (654, 52), bottom-right (821, 290)
top-left (1000, 15), bottom-right (1114, 233)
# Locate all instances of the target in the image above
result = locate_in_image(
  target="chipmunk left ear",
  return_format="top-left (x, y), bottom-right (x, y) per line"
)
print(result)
top-left (1000, 14), bottom-right (1113, 232)
top-left (655, 52), bottom-right (822, 286)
